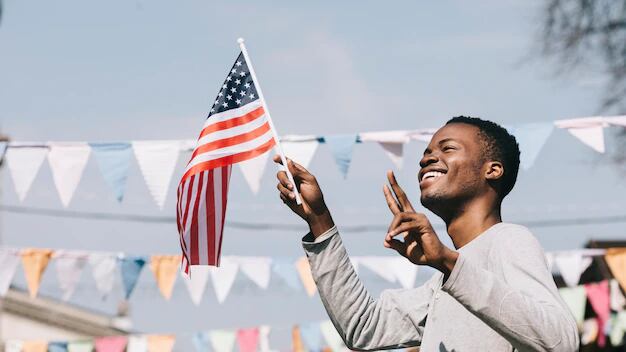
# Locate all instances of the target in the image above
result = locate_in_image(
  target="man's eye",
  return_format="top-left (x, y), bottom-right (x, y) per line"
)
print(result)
top-left (443, 145), bottom-right (455, 151)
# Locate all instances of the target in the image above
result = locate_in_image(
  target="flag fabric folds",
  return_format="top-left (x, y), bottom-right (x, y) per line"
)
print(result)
top-left (177, 51), bottom-right (276, 273)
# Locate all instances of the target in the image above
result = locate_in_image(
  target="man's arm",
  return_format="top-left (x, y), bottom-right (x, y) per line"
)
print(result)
top-left (442, 226), bottom-right (579, 352)
top-left (303, 226), bottom-right (434, 351)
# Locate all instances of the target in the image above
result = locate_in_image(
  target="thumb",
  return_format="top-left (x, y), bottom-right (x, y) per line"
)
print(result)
top-left (384, 238), bottom-right (407, 257)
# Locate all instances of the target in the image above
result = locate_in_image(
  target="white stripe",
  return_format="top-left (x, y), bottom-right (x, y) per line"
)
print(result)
top-left (197, 113), bottom-right (268, 147)
top-left (185, 130), bottom-right (274, 172)
top-left (197, 171), bottom-right (209, 265)
top-left (203, 100), bottom-right (262, 128)
top-left (183, 175), bottom-right (200, 262)
top-left (213, 167), bottom-right (223, 264)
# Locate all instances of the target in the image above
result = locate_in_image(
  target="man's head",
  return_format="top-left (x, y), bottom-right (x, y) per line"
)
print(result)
top-left (418, 116), bottom-right (520, 218)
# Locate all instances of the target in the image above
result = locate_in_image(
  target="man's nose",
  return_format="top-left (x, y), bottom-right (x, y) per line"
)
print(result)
top-left (419, 153), bottom-right (439, 168)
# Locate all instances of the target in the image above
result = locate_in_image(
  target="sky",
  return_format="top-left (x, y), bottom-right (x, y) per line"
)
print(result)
top-left (1, 0), bottom-right (625, 349)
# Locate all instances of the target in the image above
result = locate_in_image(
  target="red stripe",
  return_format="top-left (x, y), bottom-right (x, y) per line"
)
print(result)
top-left (190, 172), bottom-right (204, 265)
top-left (217, 166), bottom-right (229, 262)
top-left (207, 169), bottom-right (216, 265)
top-left (192, 121), bottom-right (271, 159)
top-left (198, 106), bottom-right (265, 139)
top-left (181, 175), bottom-right (195, 238)
top-left (182, 138), bottom-right (276, 183)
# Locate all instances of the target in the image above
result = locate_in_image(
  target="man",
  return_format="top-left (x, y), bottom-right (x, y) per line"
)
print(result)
top-left (274, 116), bottom-right (579, 351)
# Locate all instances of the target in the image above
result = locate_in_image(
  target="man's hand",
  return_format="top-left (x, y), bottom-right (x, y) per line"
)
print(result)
top-left (274, 155), bottom-right (334, 238)
top-left (383, 170), bottom-right (458, 277)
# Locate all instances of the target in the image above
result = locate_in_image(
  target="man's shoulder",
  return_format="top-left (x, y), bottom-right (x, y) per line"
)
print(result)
top-left (490, 223), bottom-right (542, 251)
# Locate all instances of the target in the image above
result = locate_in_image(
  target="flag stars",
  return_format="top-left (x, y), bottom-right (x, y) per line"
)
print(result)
top-left (239, 90), bottom-right (246, 96)
top-left (236, 99), bottom-right (242, 105)
top-left (226, 76), bottom-right (232, 82)
top-left (222, 102), bottom-right (228, 108)
top-left (231, 69), bottom-right (237, 74)
top-left (249, 93), bottom-right (255, 99)
top-left (235, 61), bottom-right (242, 67)
top-left (226, 95), bottom-right (232, 100)
top-left (239, 71), bottom-right (246, 77)
top-left (235, 79), bottom-right (241, 85)
top-left (244, 83), bottom-right (251, 89)
top-left (218, 92), bottom-right (223, 97)
top-left (222, 84), bottom-right (227, 89)
top-left (213, 100), bottom-right (219, 106)
top-left (230, 87), bottom-right (237, 93)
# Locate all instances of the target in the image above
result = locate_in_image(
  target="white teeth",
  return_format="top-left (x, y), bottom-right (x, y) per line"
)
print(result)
top-left (422, 171), bottom-right (444, 181)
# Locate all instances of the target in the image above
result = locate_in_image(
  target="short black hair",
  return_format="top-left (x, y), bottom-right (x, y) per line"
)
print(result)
top-left (446, 116), bottom-right (520, 198)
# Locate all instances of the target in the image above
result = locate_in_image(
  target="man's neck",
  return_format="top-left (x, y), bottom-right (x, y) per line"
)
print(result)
top-left (444, 198), bottom-right (502, 249)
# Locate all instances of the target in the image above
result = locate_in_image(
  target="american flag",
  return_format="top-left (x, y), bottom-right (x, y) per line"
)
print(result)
top-left (177, 52), bottom-right (276, 273)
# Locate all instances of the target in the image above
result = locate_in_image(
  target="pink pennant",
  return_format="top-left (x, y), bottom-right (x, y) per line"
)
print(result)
top-left (95, 336), bottom-right (128, 352)
top-left (237, 327), bottom-right (260, 352)
top-left (585, 280), bottom-right (610, 347)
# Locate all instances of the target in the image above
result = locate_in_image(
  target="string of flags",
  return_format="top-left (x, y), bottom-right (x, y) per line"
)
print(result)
top-left (4, 319), bottom-right (349, 352)
top-left (0, 115), bottom-right (624, 208)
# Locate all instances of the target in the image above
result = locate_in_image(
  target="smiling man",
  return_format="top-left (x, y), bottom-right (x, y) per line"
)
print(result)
top-left (274, 116), bottom-right (578, 352)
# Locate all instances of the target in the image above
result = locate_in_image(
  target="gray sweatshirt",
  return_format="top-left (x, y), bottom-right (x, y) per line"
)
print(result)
top-left (302, 222), bottom-right (579, 352)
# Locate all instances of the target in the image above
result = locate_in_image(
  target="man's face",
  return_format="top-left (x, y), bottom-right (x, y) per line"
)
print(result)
top-left (418, 123), bottom-right (486, 214)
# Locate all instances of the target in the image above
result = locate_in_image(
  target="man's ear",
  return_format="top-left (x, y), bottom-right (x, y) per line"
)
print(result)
top-left (485, 161), bottom-right (504, 181)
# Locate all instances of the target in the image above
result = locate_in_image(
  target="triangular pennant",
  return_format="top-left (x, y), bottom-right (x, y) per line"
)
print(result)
top-left (182, 266), bottom-right (210, 305)
top-left (5, 340), bottom-right (23, 352)
top-left (554, 252), bottom-right (592, 287)
top-left (359, 131), bottom-right (410, 170)
top-left (90, 142), bottom-right (133, 202)
top-left (585, 280), bottom-right (610, 347)
top-left (281, 139), bottom-right (320, 169)
top-left (235, 257), bottom-right (272, 289)
top-left (605, 116), bottom-right (626, 127)
top-left (5, 146), bottom-right (48, 201)
top-left (21, 341), bottom-right (47, 352)
top-left (127, 335), bottom-right (147, 352)
top-left (54, 251), bottom-right (88, 301)
top-left (324, 134), bottom-right (357, 178)
top-left (0, 141), bottom-right (8, 163)
top-left (89, 253), bottom-right (118, 298)
top-left (378, 142), bottom-right (404, 169)
top-left (355, 257), bottom-right (396, 283)
top-left (388, 257), bottom-right (418, 289)
top-left (605, 248), bottom-right (626, 292)
top-left (272, 258), bottom-right (302, 291)
top-left (47, 341), bottom-right (68, 352)
top-left (610, 279), bottom-right (626, 312)
top-left (558, 286), bottom-right (587, 325)
top-left (237, 327), bottom-right (260, 352)
top-left (132, 140), bottom-right (180, 209)
top-left (320, 320), bottom-right (345, 352)
top-left (209, 330), bottom-right (237, 352)
top-left (0, 250), bottom-right (20, 296)
top-left (555, 117), bottom-right (606, 153)
top-left (150, 255), bottom-right (181, 300)
top-left (295, 257), bottom-right (316, 297)
top-left (68, 340), bottom-right (94, 352)
top-left (146, 335), bottom-right (175, 352)
top-left (508, 123), bottom-right (554, 170)
top-left (192, 332), bottom-right (210, 352)
top-left (581, 318), bottom-right (598, 345)
top-left (47, 142), bottom-right (91, 207)
top-left (238, 151), bottom-right (271, 194)
top-left (292, 326), bottom-right (305, 352)
top-left (120, 256), bottom-right (146, 299)
top-left (610, 311), bottom-right (626, 346)
top-left (258, 325), bottom-right (271, 352)
top-left (20, 248), bottom-right (53, 298)
top-left (300, 322), bottom-right (322, 351)
top-left (210, 257), bottom-right (239, 303)
top-left (95, 336), bottom-right (128, 352)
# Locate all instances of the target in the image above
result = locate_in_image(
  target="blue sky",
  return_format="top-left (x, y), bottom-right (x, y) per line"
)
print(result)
top-left (1, 0), bottom-right (625, 348)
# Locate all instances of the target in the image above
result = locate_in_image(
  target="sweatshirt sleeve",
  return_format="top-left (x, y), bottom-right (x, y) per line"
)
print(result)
top-left (441, 225), bottom-right (579, 352)
top-left (302, 226), bottom-right (434, 351)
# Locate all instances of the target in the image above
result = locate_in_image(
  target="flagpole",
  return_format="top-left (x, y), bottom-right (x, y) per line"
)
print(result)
top-left (237, 38), bottom-right (303, 205)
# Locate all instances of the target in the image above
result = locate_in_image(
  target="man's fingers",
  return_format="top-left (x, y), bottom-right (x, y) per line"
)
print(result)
top-left (276, 171), bottom-right (294, 190)
top-left (274, 155), bottom-right (313, 182)
top-left (386, 170), bottom-right (415, 212)
top-left (277, 182), bottom-right (295, 200)
top-left (383, 185), bottom-right (401, 215)
top-left (387, 221), bottom-right (421, 240)
top-left (384, 238), bottom-right (407, 256)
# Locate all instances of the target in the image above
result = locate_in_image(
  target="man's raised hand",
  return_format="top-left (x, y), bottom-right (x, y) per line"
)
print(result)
top-left (273, 155), bottom-right (334, 237)
top-left (383, 170), bottom-right (458, 276)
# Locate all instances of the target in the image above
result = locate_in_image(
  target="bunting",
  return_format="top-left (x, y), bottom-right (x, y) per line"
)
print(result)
top-left (47, 142), bottom-right (91, 207)
top-left (20, 248), bottom-right (53, 298)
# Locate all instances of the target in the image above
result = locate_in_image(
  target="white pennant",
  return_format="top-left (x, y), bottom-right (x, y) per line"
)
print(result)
top-left (554, 252), bottom-right (592, 287)
top-left (182, 266), bottom-right (210, 305)
top-left (353, 257), bottom-right (396, 283)
top-left (47, 142), bottom-right (91, 207)
top-left (611, 279), bottom-right (626, 311)
top-left (379, 142), bottom-right (404, 169)
top-left (209, 330), bottom-right (237, 352)
top-left (605, 116), bottom-right (626, 127)
top-left (5, 340), bottom-right (22, 352)
top-left (238, 151), bottom-right (271, 194)
top-left (281, 139), bottom-right (319, 169)
top-left (0, 250), bottom-right (20, 296)
top-left (388, 257), bottom-right (418, 289)
top-left (132, 141), bottom-right (180, 209)
top-left (258, 325), bottom-right (272, 352)
top-left (555, 117), bottom-right (606, 153)
top-left (5, 145), bottom-right (48, 201)
top-left (54, 251), bottom-right (88, 301)
top-left (360, 131), bottom-right (409, 169)
top-left (127, 335), bottom-right (148, 352)
top-left (88, 253), bottom-right (118, 298)
top-left (235, 257), bottom-right (272, 289)
top-left (210, 258), bottom-right (239, 303)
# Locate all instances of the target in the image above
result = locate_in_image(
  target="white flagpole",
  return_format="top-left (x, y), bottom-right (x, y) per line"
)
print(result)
top-left (237, 38), bottom-right (302, 205)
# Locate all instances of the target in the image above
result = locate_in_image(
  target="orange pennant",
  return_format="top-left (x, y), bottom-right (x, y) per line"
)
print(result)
top-left (606, 248), bottom-right (626, 292)
top-left (146, 334), bottom-right (175, 352)
top-left (150, 255), bottom-right (181, 300)
top-left (22, 341), bottom-right (47, 352)
top-left (296, 257), bottom-right (317, 297)
top-left (21, 249), bottom-right (53, 298)
top-left (292, 326), bottom-right (305, 352)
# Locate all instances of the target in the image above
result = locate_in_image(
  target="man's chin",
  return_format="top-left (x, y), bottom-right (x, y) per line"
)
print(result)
top-left (420, 193), bottom-right (447, 213)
